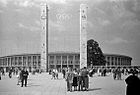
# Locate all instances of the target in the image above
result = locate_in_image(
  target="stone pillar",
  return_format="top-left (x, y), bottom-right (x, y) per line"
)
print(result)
top-left (113, 57), bottom-right (116, 66)
top-left (17, 57), bottom-right (19, 67)
top-left (116, 57), bottom-right (118, 67)
top-left (73, 55), bottom-right (75, 69)
top-left (61, 55), bottom-right (62, 71)
top-left (10, 57), bottom-right (12, 67)
top-left (13, 57), bottom-right (14, 67)
top-left (121, 58), bottom-right (122, 66)
top-left (118, 58), bottom-right (119, 66)
top-left (41, 3), bottom-right (49, 72)
top-left (108, 57), bottom-right (111, 66)
top-left (80, 4), bottom-right (88, 69)
top-left (67, 55), bottom-right (69, 68)
top-left (48, 55), bottom-right (50, 70)
top-left (54, 55), bottom-right (56, 69)
top-left (105, 57), bottom-right (108, 67)
top-left (22, 56), bottom-right (24, 67)
top-left (31, 56), bottom-right (33, 71)
top-left (6, 57), bottom-right (8, 67)
top-left (36, 55), bottom-right (38, 69)
top-left (112, 57), bottom-right (114, 66)
top-left (26, 56), bottom-right (28, 68)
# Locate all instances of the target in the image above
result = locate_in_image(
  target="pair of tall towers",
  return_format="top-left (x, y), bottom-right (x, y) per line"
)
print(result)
top-left (40, 4), bottom-right (88, 72)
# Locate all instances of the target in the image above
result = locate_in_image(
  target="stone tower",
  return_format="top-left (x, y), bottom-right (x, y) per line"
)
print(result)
top-left (40, 3), bottom-right (48, 72)
top-left (80, 4), bottom-right (88, 69)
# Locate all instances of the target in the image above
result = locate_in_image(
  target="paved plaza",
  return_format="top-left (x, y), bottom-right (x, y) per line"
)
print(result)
top-left (0, 73), bottom-right (127, 95)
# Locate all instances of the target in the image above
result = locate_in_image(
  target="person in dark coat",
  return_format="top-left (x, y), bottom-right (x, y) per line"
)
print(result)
top-left (81, 67), bottom-right (89, 91)
top-left (125, 68), bottom-right (140, 95)
top-left (9, 68), bottom-right (12, 78)
top-left (72, 69), bottom-right (78, 91)
top-left (62, 69), bottom-right (66, 79)
top-left (77, 69), bottom-right (83, 91)
top-left (21, 68), bottom-right (29, 87)
top-left (0, 71), bottom-right (1, 80)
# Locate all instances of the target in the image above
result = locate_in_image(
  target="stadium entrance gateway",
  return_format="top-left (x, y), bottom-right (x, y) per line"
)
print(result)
top-left (40, 4), bottom-right (88, 71)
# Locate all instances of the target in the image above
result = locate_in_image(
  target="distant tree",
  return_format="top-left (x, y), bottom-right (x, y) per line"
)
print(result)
top-left (87, 39), bottom-right (106, 67)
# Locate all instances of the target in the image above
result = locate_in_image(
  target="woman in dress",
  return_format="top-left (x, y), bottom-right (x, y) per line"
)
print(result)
top-left (73, 68), bottom-right (78, 91)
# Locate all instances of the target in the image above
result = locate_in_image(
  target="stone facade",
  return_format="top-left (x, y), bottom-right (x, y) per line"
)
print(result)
top-left (0, 52), bottom-right (132, 72)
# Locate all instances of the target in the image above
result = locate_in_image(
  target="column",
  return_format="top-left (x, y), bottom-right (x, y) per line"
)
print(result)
top-left (54, 55), bottom-right (56, 69)
top-left (6, 57), bottom-right (8, 67)
top-left (61, 55), bottom-right (62, 71)
top-left (112, 57), bottom-right (114, 66)
top-left (3, 58), bottom-right (5, 69)
top-left (17, 57), bottom-right (19, 67)
top-left (7, 57), bottom-right (10, 67)
top-left (116, 57), bottom-right (118, 67)
top-left (113, 57), bottom-right (116, 66)
top-left (47, 55), bottom-right (50, 70)
top-left (22, 56), bottom-right (24, 67)
top-left (105, 57), bottom-right (107, 67)
top-left (108, 57), bottom-right (111, 66)
top-left (36, 55), bottom-right (38, 69)
top-left (1, 58), bottom-right (3, 67)
top-left (80, 4), bottom-right (88, 69)
top-left (67, 55), bottom-right (68, 68)
top-left (26, 56), bottom-right (28, 67)
top-left (31, 56), bottom-right (33, 71)
top-left (12, 56), bottom-right (15, 67)
top-left (120, 58), bottom-right (123, 66)
top-left (10, 57), bottom-right (12, 67)
top-left (118, 58), bottom-right (120, 66)
top-left (2, 58), bottom-right (4, 67)
top-left (73, 55), bottom-right (75, 69)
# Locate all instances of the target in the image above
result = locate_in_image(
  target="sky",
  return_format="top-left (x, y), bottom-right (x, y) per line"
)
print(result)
top-left (0, 0), bottom-right (140, 66)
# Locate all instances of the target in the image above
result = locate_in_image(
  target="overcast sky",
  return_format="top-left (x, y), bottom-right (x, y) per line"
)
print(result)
top-left (0, 0), bottom-right (140, 66)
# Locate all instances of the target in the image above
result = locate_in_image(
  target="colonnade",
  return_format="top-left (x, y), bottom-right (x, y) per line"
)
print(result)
top-left (0, 53), bottom-right (132, 71)
top-left (0, 54), bottom-right (40, 69)
top-left (48, 54), bottom-right (80, 70)
top-left (105, 56), bottom-right (131, 67)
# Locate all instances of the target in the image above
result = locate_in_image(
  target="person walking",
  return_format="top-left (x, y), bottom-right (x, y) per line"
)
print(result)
top-left (113, 68), bottom-right (117, 80)
top-left (21, 68), bottom-right (29, 87)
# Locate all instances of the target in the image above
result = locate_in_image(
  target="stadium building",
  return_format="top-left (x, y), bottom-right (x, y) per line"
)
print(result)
top-left (0, 52), bottom-right (132, 72)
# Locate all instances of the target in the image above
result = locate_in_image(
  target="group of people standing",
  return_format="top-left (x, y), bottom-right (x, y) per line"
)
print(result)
top-left (17, 68), bottom-right (29, 87)
top-left (49, 69), bottom-right (59, 79)
top-left (65, 67), bottom-right (89, 92)
top-left (112, 67), bottom-right (122, 80)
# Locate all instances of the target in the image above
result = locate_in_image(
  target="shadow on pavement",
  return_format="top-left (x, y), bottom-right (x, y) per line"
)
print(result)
top-left (88, 88), bottom-right (102, 91)
top-left (27, 83), bottom-right (41, 87)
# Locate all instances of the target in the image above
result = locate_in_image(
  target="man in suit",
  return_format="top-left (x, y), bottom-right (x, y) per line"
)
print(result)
top-left (81, 67), bottom-right (89, 91)
top-left (21, 68), bottom-right (29, 87)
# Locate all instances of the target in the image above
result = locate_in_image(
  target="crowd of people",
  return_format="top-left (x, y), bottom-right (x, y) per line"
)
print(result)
top-left (0, 67), bottom-right (29, 87)
top-left (65, 67), bottom-right (89, 92)
top-left (0, 66), bottom-right (140, 94)
top-left (16, 68), bottom-right (29, 87)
